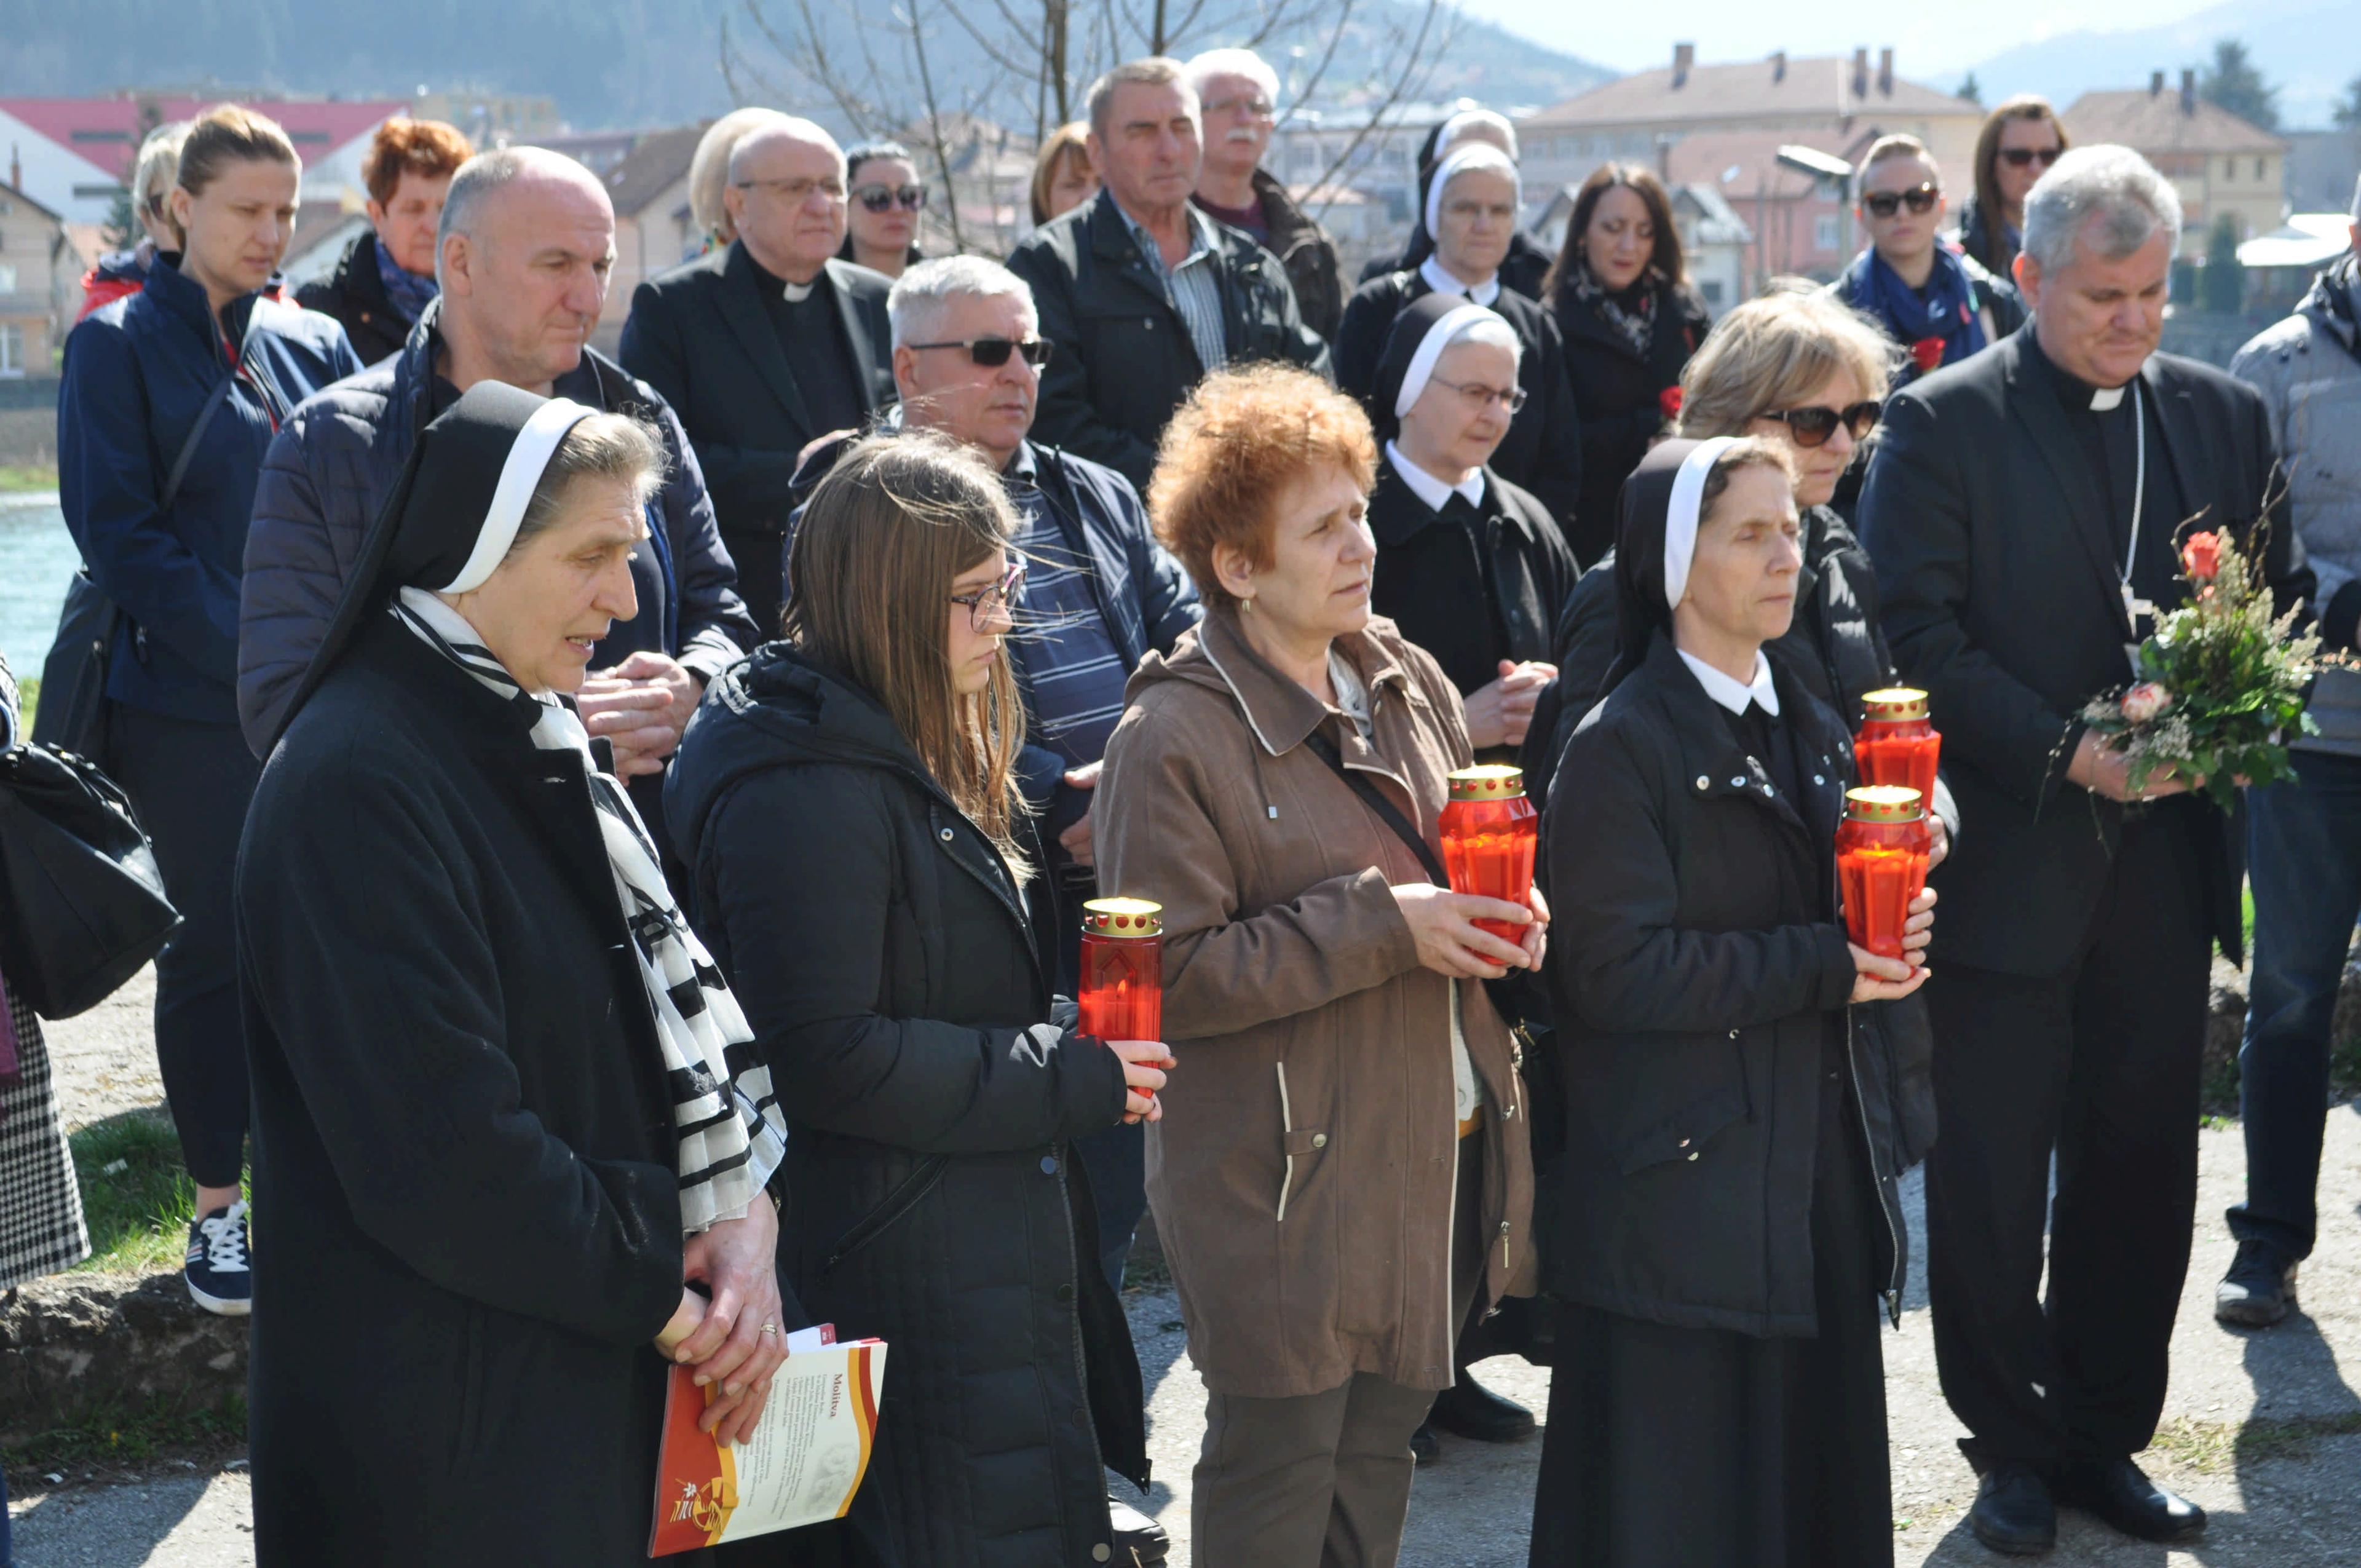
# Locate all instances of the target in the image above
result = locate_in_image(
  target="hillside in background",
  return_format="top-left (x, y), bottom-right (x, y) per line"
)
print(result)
top-left (1964, 0), bottom-right (2356, 129)
top-left (0, 0), bottom-right (1610, 131)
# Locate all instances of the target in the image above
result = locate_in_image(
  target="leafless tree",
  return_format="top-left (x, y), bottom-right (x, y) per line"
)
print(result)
top-left (721, 0), bottom-right (1461, 248)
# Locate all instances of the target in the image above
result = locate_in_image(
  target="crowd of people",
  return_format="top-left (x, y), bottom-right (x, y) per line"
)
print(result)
top-left (25, 41), bottom-right (2359, 1568)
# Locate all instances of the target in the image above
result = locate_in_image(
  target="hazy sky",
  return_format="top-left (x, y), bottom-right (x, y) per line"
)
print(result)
top-left (1452, 0), bottom-right (2227, 81)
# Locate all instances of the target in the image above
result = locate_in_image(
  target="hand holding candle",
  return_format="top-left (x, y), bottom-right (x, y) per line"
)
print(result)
top-left (1439, 766), bottom-right (1540, 943)
top-left (1837, 785), bottom-right (1934, 964)
top-left (1080, 899), bottom-right (1172, 1123)
top-left (1854, 689), bottom-right (1942, 802)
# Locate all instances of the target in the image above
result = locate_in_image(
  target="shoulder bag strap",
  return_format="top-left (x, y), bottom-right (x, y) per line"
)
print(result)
top-left (159, 374), bottom-right (239, 513)
top-left (1303, 729), bottom-right (1447, 887)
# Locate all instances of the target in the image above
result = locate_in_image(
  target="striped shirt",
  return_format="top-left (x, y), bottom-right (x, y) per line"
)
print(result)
top-left (1120, 202), bottom-right (1230, 375)
top-left (1006, 453), bottom-right (1131, 769)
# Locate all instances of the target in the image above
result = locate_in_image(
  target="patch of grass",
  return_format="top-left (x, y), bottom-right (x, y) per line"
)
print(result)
top-left (14, 674), bottom-right (34, 734)
top-left (69, 1111), bottom-right (200, 1275)
top-left (2146, 1410), bottom-right (2361, 1475)
top-left (1, 1392), bottom-right (246, 1475)
top-left (0, 463), bottom-right (58, 492)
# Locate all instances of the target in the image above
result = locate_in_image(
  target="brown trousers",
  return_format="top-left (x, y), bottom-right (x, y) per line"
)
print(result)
top-left (1190, 1133), bottom-right (1487, 1567)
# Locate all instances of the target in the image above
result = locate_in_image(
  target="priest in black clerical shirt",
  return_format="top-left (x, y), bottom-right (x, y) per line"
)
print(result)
top-left (621, 116), bottom-right (895, 635)
top-left (1859, 146), bottom-right (2312, 1556)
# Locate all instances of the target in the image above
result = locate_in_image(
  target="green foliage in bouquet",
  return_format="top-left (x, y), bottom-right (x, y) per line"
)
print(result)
top-left (2077, 526), bottom-right (2319, 810)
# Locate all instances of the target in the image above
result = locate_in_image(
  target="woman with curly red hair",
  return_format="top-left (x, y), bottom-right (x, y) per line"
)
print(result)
top-left (296, 115), bottom-right (473, 363)
top-left (1094, 363), bottom-right (1541, 1567)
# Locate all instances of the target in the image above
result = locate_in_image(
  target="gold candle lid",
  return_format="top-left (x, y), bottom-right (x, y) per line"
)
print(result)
top-left (1845, 785), bottom-right (1926, 823)
top-left (1082, 897), bottom-right (1163, 937)
top-left (1447, 764), bottom-right (1527, 802)
top-left (1861, 687), bottom-right (1930, 722)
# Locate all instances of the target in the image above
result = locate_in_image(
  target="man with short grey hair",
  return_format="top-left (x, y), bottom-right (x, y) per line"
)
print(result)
top-left (2214, 176), bottom-right (2361, 1332)
top-left (1008, 57), bottom-right (1329, 490)
top-left (1859, 144), bottom-right (2313, 1554)
top-left (241, 146), bottom-right (758, 828)
top-left (1184, 47), bottom-right (1343, 340)
top-left (621, 115), bottom-right (895, 632)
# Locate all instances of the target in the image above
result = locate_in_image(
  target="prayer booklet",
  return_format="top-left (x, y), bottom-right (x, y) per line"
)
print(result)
top-left (648, 1324), bottom-right (888, 1555)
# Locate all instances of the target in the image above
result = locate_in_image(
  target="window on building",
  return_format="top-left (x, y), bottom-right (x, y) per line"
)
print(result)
top-left (2223, 160), bottom-right (2234, 183)
top-left (0, 323), bottom-right (25, 375)
top-left (0, 264), bottom-right (17, 295)
top-left (1814, 213), bottom-right (1840, 251)
top-left (73, 184), bottom-right (127, 200)
top-left (69, 128), bottom-right (130, 143)
top-left (2256, 157), bottom-right (2267, 180)
top-left (1700, 279), bottom-right (1725, 306)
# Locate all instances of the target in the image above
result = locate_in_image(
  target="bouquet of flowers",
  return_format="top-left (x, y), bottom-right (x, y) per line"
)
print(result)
top-left (2076, 526), bottom-right (2320, 810)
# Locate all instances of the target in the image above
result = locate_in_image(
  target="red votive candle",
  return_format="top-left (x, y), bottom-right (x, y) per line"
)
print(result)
top-left (1439, 766), bottom-right (1538, 944)
top-left (1079, 898), bottom-right (1163, 1046)
top-left (1854, 687), bottom-right (1941, 804)
top-left (1837, 786), bottom-right (1932, 963)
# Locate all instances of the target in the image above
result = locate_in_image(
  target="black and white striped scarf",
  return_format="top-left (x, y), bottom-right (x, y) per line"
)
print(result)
top-left (393, 587), bottom-right (786, 1233)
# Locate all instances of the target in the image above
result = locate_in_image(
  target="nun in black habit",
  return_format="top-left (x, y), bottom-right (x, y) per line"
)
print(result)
top-left (1532, 437), bottom-right (1934, 1568)
top-left (1334, 143), bottom-right (1587, 543)
top-left (1366, 293), bottom-right (1579, 765)
top-left (235, 382), bottom-right (799, 1567)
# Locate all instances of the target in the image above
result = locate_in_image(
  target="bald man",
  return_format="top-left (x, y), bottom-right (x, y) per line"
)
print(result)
top-left (238, 146), bottom-right (758, 846)
top-left (620, 116), bottom-right (896, 633)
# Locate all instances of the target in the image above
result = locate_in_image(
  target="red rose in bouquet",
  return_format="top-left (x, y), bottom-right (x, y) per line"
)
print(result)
top-left (2078, 524), bottom-right (2319, 809)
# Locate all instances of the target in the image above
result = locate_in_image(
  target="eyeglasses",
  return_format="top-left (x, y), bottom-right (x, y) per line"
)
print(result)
top-left (1203, 95), bottom-right (1276, 121)
top-left (1429, 375), bottom-right (1528, 414)
top-left (1998, 146), bottom-right (2063, 170)
top-left (1862, 183), bottom-right (1939, 220)
top-left (1761, 400), bottom-right (1882, 448)
top-left (951, 561), bottom-right (1028, 630)
top-left (734, 175), bottom-right (848, 204)
top-left (854, 182), bottom-right (928, 213)
top-left (906, 336), bottom-right (1054, 368)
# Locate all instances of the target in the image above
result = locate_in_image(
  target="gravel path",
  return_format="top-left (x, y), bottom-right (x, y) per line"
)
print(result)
top-left (18, 981), bottom-right (2361, 1565)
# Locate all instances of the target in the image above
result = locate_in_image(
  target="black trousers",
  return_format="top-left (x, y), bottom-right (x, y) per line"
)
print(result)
top-left (109, 705), bottom-right (261, 1189)
top-left (1924, 801), bottom-right (2212, 1465)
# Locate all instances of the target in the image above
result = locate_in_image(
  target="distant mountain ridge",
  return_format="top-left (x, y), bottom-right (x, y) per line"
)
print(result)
top-left (1963, 0), bottom-right (2357, 130)
top-left (0, 0), bottom-right (1612, 132)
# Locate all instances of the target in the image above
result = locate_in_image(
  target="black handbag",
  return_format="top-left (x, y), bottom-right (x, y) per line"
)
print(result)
top-left (0, 740), bottom-right (181, 1020)
top-left (30, 373), bottom-right (239, 768)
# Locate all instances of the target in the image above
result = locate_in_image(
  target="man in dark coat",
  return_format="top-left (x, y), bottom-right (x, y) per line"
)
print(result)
top-left (1860, 146), bottom-right (2314, 1556)
top-left (620, 116), bottom-right (896, 635)
top-left (1184, 47), bottom-right (1345, 341)
top-left (1005, 57), bottom-right (1331, 494)
top-left (294, 116), bottom-right (473, 366)
top-left (240, 148), bottom-right (757, 855)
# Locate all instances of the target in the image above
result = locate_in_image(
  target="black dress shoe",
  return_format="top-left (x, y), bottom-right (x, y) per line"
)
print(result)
top-left (1409, 1421), bottom-right (1441, 1464)
top-left (2216, 1239), bottom-right (2298, 1328)
top-left (1969, 1463), bottom-right (2057, 1556)
top-left (1107, 1494), bottom-right (1170, 1564)
top-left (1426, 1371), bottom-right (1537, 1442)
top-left (2055, 1455), bottom-right (2206, 1542)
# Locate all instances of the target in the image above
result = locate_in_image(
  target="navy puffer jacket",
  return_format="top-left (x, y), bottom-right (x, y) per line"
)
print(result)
top-left (237, 303), bottom-right (758, 756)
top-left (58, 254), bottom-right (359, 724)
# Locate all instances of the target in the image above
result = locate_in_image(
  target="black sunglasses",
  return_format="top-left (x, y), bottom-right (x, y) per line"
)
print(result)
top-left (1762, 400), bottom-right (1882, 448)
top-left (906, 335), bottom-right (1053, 368)
top-left (854, 182), bottom-right (927, 212)
top-left (1998, 146), bottom-right (2062, 170)
top-left (1862, 183), bottom-right (1939, 220)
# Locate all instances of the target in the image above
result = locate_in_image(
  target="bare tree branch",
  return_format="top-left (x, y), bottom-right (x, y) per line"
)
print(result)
top-left (1302, 0), bottom-right (1457, 225)
top-left (902, 0), bottom-right (971, 252)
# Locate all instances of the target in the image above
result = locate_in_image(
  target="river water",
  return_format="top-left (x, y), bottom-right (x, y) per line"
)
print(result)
top-left (0, 494), bottom-right (77, 681)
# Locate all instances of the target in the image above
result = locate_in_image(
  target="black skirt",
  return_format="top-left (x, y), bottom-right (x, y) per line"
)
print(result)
top-left (1529, 1030), bottom-right (1894, 1568)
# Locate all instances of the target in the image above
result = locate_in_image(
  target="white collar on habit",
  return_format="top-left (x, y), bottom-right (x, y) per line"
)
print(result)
top-left (1419, 254), bottom-right (1500, 307)
top-left (1678, 647), bottom-right (1781, 718)
top-left (2089, 382), bottom-right (2128, 411)
top-left (1386, 440), bottom-right (1486, 513)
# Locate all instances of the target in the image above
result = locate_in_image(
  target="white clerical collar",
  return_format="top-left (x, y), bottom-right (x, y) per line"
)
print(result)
top-left (1419, 254), bottom-right (1500, 307)
top-left (781, 274), bottom-right (821, 304)
top-left (2089, 382), bottom-right (2128, 411)
top-left (1386, 440), bottom-right (1485, 514)
top-left (1678, 647), bottom-right (1781, 717)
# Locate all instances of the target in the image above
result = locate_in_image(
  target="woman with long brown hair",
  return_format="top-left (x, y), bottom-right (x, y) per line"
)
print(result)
top-left (664, 432), bottom-right (1170, 1567)
top-left (1956, 95), bottom-right (2068, 276)
top-left (1544, 163), bottom-right (1712, 564)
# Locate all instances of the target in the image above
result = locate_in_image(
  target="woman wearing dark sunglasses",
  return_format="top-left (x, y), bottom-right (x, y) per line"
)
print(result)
top-left (839, 138), bottom-right (927, 279)
top-left (1958, 95), bottom-right (2070, 276)
top-left (1832, 135), bottom-right (2023, 385)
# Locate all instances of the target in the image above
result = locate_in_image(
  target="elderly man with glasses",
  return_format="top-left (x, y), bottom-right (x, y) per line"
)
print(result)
top-left (1830, 133), bottom-right (2024, 387)
top-left (620, 115), bottom-right (896, 633)
top-left (1185, 47), bottom-right (1345, 341)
